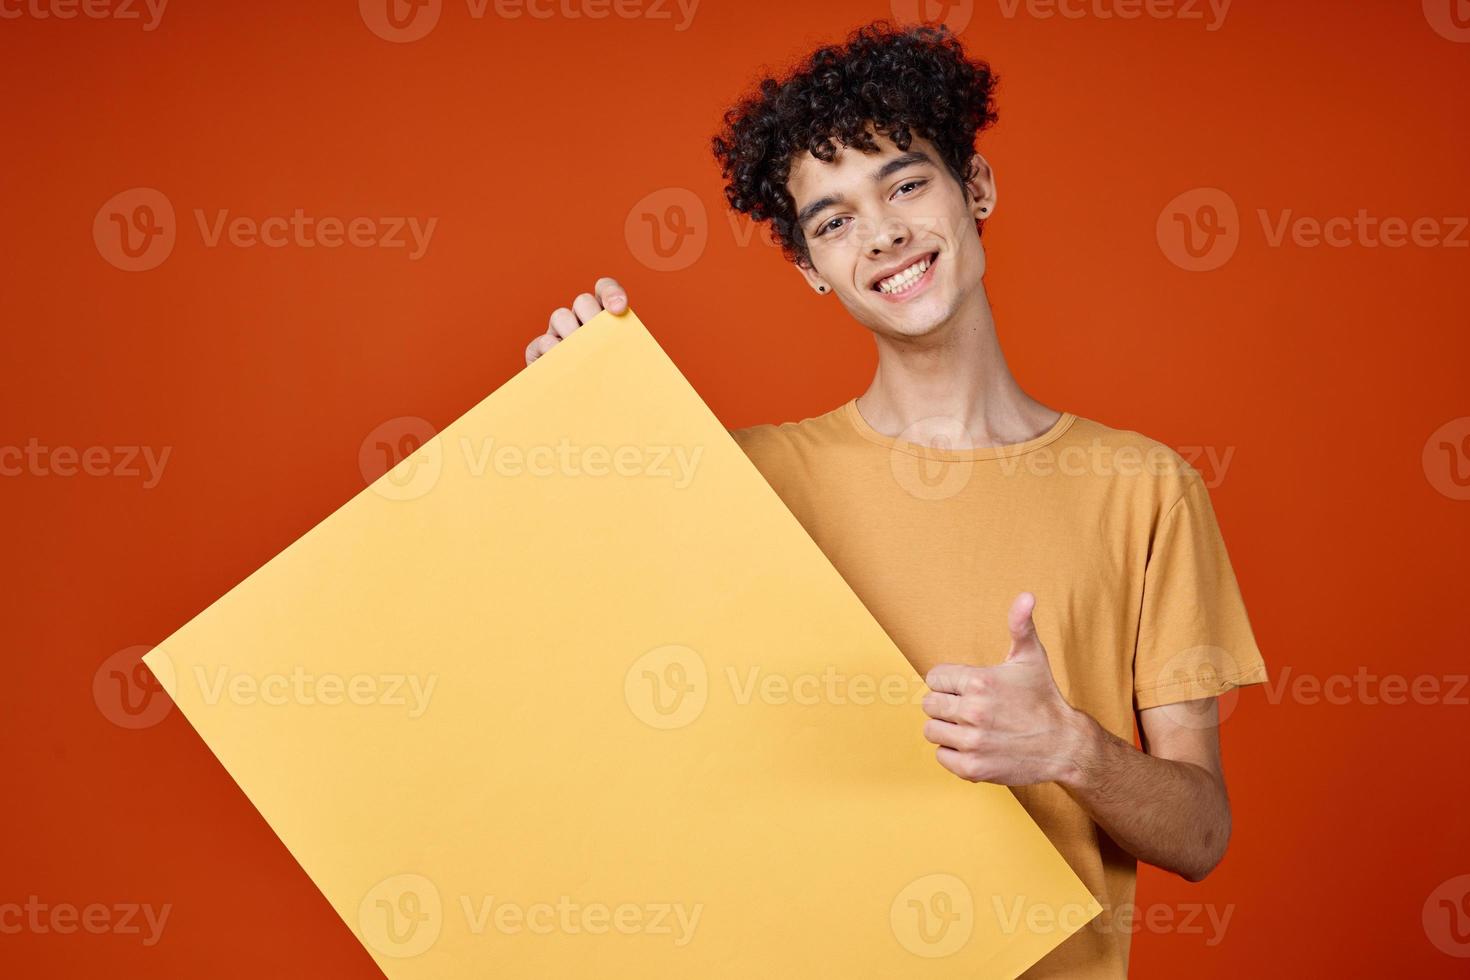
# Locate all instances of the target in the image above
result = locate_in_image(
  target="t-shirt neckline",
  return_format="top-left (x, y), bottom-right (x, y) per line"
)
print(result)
top-left (842, 399), bottom-right (1077, 461)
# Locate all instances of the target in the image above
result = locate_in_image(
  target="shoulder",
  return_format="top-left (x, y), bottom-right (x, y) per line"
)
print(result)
top-left (725, 403), bottom-right (858, 506)
top-left (1056, 415), bottom-right (1209, 514)
top-left (728, 403), bottom-right (853, 465)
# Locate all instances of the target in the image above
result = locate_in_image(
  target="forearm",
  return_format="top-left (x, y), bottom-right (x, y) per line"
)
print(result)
top-left (1055, 710), bottom-right (1231, 882)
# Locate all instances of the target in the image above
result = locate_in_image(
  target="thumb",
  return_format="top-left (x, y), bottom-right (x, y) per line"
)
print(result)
top-left (1004, 592), bottom-right (1045, 662)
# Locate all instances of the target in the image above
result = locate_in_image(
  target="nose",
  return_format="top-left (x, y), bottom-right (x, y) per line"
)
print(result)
top-left (865, 214), bottom-right (911, 256)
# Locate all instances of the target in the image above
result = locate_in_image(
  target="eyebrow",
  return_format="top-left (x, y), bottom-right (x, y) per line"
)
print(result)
top-left (794, 150), bottom-right (937, 228)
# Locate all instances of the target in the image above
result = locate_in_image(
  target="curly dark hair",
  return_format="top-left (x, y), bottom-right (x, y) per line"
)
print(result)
top-left (710, 20), bottom-right (1000, 269)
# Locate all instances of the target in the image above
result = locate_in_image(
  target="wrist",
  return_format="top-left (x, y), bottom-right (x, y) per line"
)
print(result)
top-left (1055, 706), bottom-right (1108, 792)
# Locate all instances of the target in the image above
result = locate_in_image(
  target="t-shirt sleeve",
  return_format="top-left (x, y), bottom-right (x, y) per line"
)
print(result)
top-left (1132, 469), bottom-right (1267, 711)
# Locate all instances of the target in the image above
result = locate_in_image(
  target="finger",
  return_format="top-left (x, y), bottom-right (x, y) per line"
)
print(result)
top-left (594, 276), bottom-right (627, 313)
top-left (548, 307), bottom-right (580, 340)
top-left (936, 746), bottom-right (986, 783)
top-left (922, 718), bottom-right (976, 750)
top-left (920, 690), bottom-right (969, 723)
top-left (525, 333), bottom-right (559, 365)
top-left (925, 663), bottom-right (985, 696)
top-left (1008, 591), bottom-right (1038, 642)
top-left (571, 292), bottom-right (602, 325)
top-left (1004, 591), bottom-right (1043, 660)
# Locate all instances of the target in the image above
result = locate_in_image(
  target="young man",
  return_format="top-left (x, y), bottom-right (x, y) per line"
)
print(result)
top-left (524, 21), bottom-right (1266, 978)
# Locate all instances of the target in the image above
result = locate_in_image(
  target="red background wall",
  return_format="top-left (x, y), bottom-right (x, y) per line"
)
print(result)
top-left (4, 0), bottom-right (1468, 976)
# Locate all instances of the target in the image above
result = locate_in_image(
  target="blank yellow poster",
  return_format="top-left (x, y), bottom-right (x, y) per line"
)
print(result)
top-left (145, 308), bottom-right (1101, 978)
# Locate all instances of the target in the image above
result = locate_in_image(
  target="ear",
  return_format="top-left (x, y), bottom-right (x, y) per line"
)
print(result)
top-left (795, 257), bottom-right (830, 295)
top-left (964, 151), bottom-right (997, 223)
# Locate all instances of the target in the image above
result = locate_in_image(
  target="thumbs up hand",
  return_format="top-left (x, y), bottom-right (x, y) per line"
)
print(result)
top-left (921, 593), bottom-right (1094, 787)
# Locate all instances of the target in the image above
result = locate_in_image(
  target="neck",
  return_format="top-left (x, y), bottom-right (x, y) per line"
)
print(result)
top-left (855, 286), bottom-right (1060, 449)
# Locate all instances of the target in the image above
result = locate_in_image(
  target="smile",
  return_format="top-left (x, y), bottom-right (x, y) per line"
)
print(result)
top-left (872, 251), bottom-right (938, 299)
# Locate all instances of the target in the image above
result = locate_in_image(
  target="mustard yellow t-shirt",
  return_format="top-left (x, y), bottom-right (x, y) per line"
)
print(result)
top-left (730, 400), bottom-right (1267, 979)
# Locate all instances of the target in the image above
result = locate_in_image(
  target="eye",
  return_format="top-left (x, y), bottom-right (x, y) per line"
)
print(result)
top-left (815, 215), bottom-right (848, 238)
top-left (895, 179), bottom-right (927, 197)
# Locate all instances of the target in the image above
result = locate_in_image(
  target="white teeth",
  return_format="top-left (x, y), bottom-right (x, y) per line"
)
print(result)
top-left (876, 255), bottom-right (932, 294)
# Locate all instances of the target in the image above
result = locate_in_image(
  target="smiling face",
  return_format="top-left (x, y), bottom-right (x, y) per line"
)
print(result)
top-left (788, 127), bottom-right (995, 343)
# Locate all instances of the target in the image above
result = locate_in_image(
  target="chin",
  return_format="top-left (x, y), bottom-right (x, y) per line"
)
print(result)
top-left (873, 295), bottom-right (953, 340)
